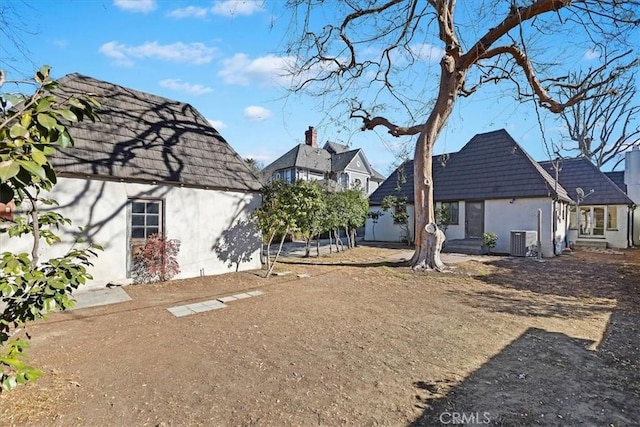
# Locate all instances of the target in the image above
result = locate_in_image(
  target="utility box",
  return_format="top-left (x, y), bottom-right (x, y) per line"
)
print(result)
top-left (510, 231), bottom-right (537, 257)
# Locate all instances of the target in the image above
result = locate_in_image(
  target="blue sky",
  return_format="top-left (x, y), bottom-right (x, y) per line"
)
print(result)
top-left (2, 0), bottom-right (636, 174)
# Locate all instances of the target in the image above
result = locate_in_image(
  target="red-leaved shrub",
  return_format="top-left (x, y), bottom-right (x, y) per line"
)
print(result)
top-left (132, 234), bottom-right (181, 284)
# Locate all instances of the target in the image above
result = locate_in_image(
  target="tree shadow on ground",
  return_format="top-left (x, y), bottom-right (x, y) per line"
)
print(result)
top-left (410, 321), bottom-right (640, 426)
top-left (410, 251), bottom-right (640, 426)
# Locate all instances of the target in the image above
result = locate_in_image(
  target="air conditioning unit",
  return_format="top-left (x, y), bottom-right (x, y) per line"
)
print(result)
top-left (510, 231), bottom-right (537, 257)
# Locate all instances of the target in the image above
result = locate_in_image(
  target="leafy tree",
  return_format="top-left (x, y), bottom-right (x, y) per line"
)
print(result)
top-left (341, 188), bottom-right (369, 248)
top-left (322, 190), bottom-right (345, 253)
top-left (0, 66), bottom-right (100, 392)
top-left (290, 180), bottom-right (326, 257)
top-left (254, 180), bottom-right (297, 277)
top-left (285, 0), bottom-right (639, 271)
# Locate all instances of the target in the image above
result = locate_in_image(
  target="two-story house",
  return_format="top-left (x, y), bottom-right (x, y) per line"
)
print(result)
top-left (262, 126), bottom-right (385, 195)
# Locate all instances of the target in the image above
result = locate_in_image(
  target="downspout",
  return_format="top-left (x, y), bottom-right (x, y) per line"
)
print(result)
top-left (629, 205), bottom-right (635, 247)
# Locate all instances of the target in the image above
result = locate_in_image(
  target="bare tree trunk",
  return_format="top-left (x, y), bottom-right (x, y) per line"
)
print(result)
top-left (316, 233), bottom-right (320, 257)
top-left (344, 227), bottom-right (351, 248)
top-left (334, 229), bottom-right (343, 252)
top-left (328, 232), bottom-right (333, 253)
top-left (410, 54), bottom-right (462, 271)
top-left (266, 226), bottom-right (289, 278)
top-left (304, 235), bottom-right (311, 257)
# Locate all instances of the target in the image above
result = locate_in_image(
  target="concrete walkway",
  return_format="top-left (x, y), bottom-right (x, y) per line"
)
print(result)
top-left (71, 286), bottom-right (132, 310)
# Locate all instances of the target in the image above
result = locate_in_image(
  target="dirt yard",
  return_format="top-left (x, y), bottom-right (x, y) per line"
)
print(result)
top-left (1, 244), bottom-right (639, 426)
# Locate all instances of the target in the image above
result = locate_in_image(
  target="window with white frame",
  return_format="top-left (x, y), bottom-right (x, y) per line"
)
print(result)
top-left (607, 206), bottom-right (618, 230)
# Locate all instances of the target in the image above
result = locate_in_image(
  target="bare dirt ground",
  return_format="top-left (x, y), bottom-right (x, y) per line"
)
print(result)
top-left (1, 243), bottom-right (639, 426)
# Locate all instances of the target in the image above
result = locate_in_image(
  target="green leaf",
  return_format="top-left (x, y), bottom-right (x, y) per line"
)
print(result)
top-left (0, 161), bottom-right (20, 183)
top-left (9, 123), bottom-right (29, 139)
top-left (16, 159), bottom-right (46, 180)
top-left (58, 109), bottom-right (78, 122)
top-left (31, 149), bottom-right (47, 166)
top-left (37, 113), bottom-right (57, 130)
top-left (35, 97), bottom-right (52, 113)
top-left (57, 130), bottom-right (72, 149)
top-left (20, 113), bottom-right (33, 128)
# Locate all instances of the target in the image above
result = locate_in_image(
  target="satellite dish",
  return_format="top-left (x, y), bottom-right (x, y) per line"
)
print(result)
top-left (576, 187), bottom-right (585, 198)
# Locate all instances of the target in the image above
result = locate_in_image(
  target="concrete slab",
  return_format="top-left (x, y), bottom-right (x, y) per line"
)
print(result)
top-left (187, 303), bottom-right (211, 313)
top-left (218, 296), bottom-right (238, 303)
top-left (167, 306), bottom-right (196, 317)
top-left (71, 287), bottom-right (132, 310)
top-left (201, 300), bottom-right (227, 310)
top-left (232, 293), bottom-right (252, 300)
top-left (247, 290), bottom-right (264, 296)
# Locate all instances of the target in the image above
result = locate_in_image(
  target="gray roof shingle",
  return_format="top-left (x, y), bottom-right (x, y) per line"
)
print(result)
top-left (49, 73), bottom-right (262, 192)
top-left (369, 129), bottom-right (572, 205)
top-left (604, 171), bottom-right (627, 193)
top-left (539, 158), bottom-right (633, 205)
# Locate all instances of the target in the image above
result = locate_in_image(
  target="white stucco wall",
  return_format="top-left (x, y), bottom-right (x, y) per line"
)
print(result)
top-left (0, 177), bottom-right (262, 289)
top-left (366, 197), bottom-right (562, 257)
top-left (484, 198), bottom-right (556, 257)
top-left (365, 205), bottom-right (415, 242)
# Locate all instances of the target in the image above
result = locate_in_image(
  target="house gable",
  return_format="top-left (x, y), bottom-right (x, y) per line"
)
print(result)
top-left (435, 129), bottom-right (569, 201)
top-left (51, 73), bottom-right (261, 192)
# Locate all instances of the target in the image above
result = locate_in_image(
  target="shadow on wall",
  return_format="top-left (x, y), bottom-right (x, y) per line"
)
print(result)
top-left (410, 320), bottom-right (639, 426)
top-left (212, 217), bottom-right (261, 272)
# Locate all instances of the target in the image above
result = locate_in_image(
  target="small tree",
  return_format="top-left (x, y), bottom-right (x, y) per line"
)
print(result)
top-left (254, 180), bottom-right (297, 277)
top-left (482, 232), bottom-right (498, 254)
top-left (368, 210), bottom-right (384, 241)
top-left (341, 188), bottom-right (369, 248)
top-left (290, 180), bottom-right (326, 257)
top-left (381, 195), bottom-right (412, 245)
top-left (0, 66), bottom-right (100, 392)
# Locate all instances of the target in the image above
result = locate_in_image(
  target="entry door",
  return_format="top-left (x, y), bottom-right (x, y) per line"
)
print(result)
top-left (465, 201), bottom-right (484, 238)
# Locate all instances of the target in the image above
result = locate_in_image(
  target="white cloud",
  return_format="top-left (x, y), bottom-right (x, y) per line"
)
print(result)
top-left (410, 43), bottom-right (445, 62)
top-left (159, 79), bottom-right (213, 95)
top-left (583, 48), bottom-right (600, 60)
top-left (207, 119), bottom-right (227, 129)
top-left (219, 53), bottom-right (295, 86)
top-left (167, 6), bottom-right (208, 19)
top-left (113, 0), bottom-right (156, 13)
top-left (243, 106), bottom-right (271, 121)
top-left (211, 0), bottom-right (264, 17)
top-left (99, 41), bottom-right (218, 66)
top-left (52, 40), bottom-right (68, 49)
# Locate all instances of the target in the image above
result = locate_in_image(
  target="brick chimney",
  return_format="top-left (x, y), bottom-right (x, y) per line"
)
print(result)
top-left (304, 126), bottom-right (317, 148)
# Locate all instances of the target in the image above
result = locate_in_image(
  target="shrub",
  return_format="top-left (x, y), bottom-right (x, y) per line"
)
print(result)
top-left (132, 234), bottom-right (181, 284)
top-left (482, 232), bottom-right (498, 254)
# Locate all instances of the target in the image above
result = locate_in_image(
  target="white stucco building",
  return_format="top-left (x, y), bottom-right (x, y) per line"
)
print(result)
top-left (366, 129), bottom-right (634, 256)
top-left (0, 74), bottom-right (263, 288)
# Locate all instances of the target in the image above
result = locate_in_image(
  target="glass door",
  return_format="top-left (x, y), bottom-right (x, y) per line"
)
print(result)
top-left (579, 206), bottom-right (605, 237)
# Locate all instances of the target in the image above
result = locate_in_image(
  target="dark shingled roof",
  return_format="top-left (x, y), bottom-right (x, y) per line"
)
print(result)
top-left (369, 129), bottom-right (572, 205)
top-left (324, 141), bottom-right (349, 154)
top-left (604, 171), bottom-right (627, 193)
top-left (331, 149), bottom-right (360, 172)
top-left (262, 144), bottom-right (332, 175)
top-left (539, 158), bottom-right (633, 205)
top-left (49, 73), bottom-right (262, 192)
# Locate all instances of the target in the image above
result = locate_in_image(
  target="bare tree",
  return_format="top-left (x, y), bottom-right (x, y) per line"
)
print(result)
top-left (557, 65), bottom-right (640, 170)
top-left (283, 0), bottom-right (639, 270)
